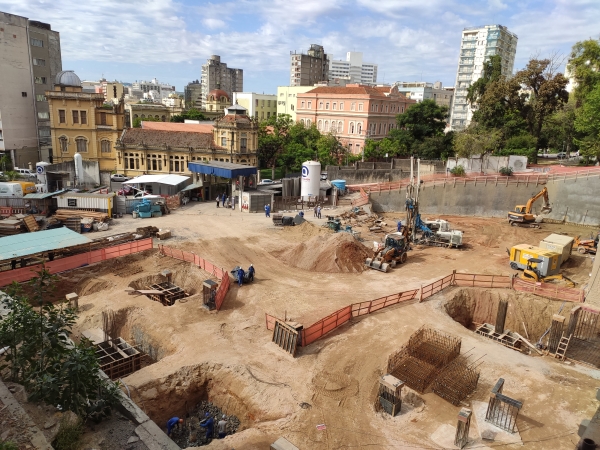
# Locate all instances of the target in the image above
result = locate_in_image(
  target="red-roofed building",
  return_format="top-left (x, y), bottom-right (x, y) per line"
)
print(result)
top-left (296, 84), bottom-right (416, 155)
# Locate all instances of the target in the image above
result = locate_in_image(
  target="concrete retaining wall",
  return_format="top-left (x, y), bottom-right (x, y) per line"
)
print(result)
top-left (326, 160), bottom-right (445, 185)
top-left (370, 175), bottom-right (600, 226)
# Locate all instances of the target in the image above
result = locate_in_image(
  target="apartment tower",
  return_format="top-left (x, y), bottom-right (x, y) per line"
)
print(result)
top-left (329, 52), bottom-right (377, 85)
top-left (290, 44), bottom-right (329, 87)
top-left (449, 25), bottom-right (517, 131)
top-left (0, 11), bottom-right (62, 166)
top-left (200, 55), bottom-right (243, 110)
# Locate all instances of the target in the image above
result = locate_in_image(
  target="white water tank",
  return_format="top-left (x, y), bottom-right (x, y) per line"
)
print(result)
top-left (35, 161), bottom-right (50, 185)
top-left (74, 153), bottom-right (83, 184)
top-left (301, 160), bottom-right (321, 200)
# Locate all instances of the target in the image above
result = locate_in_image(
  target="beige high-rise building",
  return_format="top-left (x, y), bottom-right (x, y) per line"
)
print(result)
top-left (200, 55), bottom-right (243, 110)
top-left (449, 24), bottom-right (517, 130)
top-left (0, 12), bottom-right (62, 167)
top-left (290, 44), bottom-right (329, 87)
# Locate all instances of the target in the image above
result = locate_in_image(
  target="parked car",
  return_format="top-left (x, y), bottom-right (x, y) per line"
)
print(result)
top-left (258, 179), bottom-right (275, 185)
top-left (556, 152), bottom-right (568, 159)
top-left (15, 168), bottom-right (36, 178)
top-left (111, 173), bottom-right (130, 182)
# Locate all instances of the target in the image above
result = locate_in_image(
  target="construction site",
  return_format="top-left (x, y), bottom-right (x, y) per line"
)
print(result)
top-left (2, 163), bottom-right (600, 449)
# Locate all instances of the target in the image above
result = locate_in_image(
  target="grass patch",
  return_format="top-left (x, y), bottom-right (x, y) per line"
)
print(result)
top-left (52, 416), bottom-right (84, 450)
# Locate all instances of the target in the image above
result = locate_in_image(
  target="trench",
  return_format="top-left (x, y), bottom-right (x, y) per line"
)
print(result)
top-left (444, 287), bottom-right (576, 345)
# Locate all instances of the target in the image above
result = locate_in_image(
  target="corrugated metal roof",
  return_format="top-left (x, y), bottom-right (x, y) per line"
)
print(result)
top-left (124, 174), bottom-right (190, 186)
top-left (181, 183), bottom-right (203, 192)
top-left (0, 228), bottom-right (91, 261)
top-left (188, 161), bottom-right (257, 178)
top-left (24, 189), bottom-right (68, 199)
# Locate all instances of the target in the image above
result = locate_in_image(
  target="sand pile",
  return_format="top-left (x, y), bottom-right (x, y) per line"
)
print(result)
top-left (278, 232), bottom-right (372, 273)
top-left (282, 220), bottom-right (331, 240)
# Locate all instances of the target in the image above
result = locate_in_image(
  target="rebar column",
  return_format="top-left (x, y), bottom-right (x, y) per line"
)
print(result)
top-left (548, 314), bottom-right (566, 353)
top-left (495, 300), bottom-right (508, 334)
top-left (454, 408), bottom-right (472, 449)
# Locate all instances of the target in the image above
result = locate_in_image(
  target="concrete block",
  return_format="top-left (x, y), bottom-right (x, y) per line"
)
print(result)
top-left (157, 230), bottom-right (171, 240)
top-left (580, 419), bottom-right (591, 437)
top-left (65, 292), bottom-right (78, 310)
top-left (271, 437), bottom-right (299, 450)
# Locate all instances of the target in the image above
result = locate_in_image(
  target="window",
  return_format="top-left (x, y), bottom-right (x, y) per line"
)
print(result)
top-left (318, 120), bottom-right (323, 130)
top-left (267, 112), bottom-right (271, 118)
top-left (267, 100), bottom-right (271, 107)
top-left (319, 102), bottom-right (323, 110)
top-left (221, 137), bottom-right (227, 146)
top-left (255, 99), bottom-right (259, 106)
top-left (241, 133), bottom-right (247, 151)
top-left (385, 105), bottom-right (389, 112)
top-left (301, 101), bottom-right (305, 108)
top-left (333, 102), bottom-right (337, 110)
top-left (306, 119), bottom-right (311, 126)
top-left (340, 102), bottom-right (344, 110)
top-left (337, 121), bottom-right (343, 133)
top-left (80, 111), bottom-right (87, 124)
top-left (350, 122), bottom-right (355, 133)
top-left (325, 102), bottom-right (330, 110)
top-left (100, 112), bottom-right (107, 125)
top-left (75, 137), bottom-right (87, 153)
top-left (36, 94), bottom-right (46, 102)
top-left (262, 100), bottom-right (265, 106)
top-left (59, 136), bottom-right (68, 152)
top-left (308, 101), bottom-right (312, 109)
top-left (358, 103), bottom-right (363, 112)
top-left (401, 106), bottom-right (404, 113)
top-left (34, 77), bottom-right (46, 84)
top-left (72, 110), bottom-right (79, 124)
top-left (374, 104), bottom-right (378, 112)
top-left (0, 130), bottom-right (2, 141)
top-left (101, 140), bottom-right (111, 153)
top-left (22, 92), bottom-right (27, 97)
top-left (33, 58), bottom-right (45, 66)
top-left (59, 110), bottom-right (66, 123)
top-left (351, 103), bottom-right (355, 111)
top-left (31, 38), bottom-right (43, 47)
top-left (301, 119), bottom-right (305, 126)
top-left (261, 112), bottom-right (264, 119)
top-left (37, 112), bottom-right (49, 119)
top-left (357, 123), bottom-right (362, 134)
top-left (324, 121), bottom-right (329, 132)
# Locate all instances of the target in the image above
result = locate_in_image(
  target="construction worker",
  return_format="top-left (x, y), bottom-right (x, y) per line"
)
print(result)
top-left (317, 205), bottom-right (322, 219)
top-left (166, 417), bottom-right (183, 436)
top-left (237, 267), bottom-right (245, 286)
top-left (216, 196), bottom-right (220, 208)
top-left (200, 412), bottom-right (214, 441)
top-left (397, 220), bottom-right (402, 233)
top-left (217, 415), bottom-right (228, 439)
top-left (248, 264), bottom-right (255, 281)
top-left (222, 192), bottom-right (226, 207)
top-left (264, 204), bottom-right (271, 217)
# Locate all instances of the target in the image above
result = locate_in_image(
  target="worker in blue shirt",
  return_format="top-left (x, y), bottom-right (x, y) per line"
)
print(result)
top-left (264, 204), bottom-right (271, 217)
top-left (167, 417), bottom-right (183, 436)
top-left (200, 412), bottom-right (214, 441)
top-left (237, 267), bottom-right (245, 286)
top-left (397, 220), bottom-right (402, 233)
top-left (248, 264), bottom-right (255, 281)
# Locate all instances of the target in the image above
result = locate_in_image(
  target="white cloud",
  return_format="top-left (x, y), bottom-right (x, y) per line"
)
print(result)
top-left (202, 18), bottom-right (226, 30)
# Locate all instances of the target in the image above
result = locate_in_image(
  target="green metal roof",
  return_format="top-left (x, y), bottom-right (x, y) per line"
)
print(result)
top-left (0, 228), bottom-right (91, 261)
top-left (24, 189), bottom-right (68, 199)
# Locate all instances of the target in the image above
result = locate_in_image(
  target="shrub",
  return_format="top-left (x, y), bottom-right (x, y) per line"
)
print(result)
top-left (0, 441), bottom-right (19, 450)
top-left (499, 166), bottom-right (513, 176)
top-left (450, 165), bottom-right (466, 176)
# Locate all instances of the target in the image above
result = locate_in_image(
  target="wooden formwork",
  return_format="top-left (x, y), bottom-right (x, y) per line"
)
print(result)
top-left (97, 338), bottom-right (141, 380)
top-left (147, 281), bottom-right (186, 306)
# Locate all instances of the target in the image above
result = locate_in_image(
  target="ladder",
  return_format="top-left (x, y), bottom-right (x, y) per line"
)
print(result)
top-left (554, 333), bottom-right (572, 361)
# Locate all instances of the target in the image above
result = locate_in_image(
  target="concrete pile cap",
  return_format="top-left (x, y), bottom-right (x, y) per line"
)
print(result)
top-left (380, 374), bottom-right (404, 391)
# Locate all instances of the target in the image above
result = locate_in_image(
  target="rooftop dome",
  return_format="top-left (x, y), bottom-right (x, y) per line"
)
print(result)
top-left (55, 70), bottom-right (82, 87)
top-left (207, 89), bottom-right (230, 101)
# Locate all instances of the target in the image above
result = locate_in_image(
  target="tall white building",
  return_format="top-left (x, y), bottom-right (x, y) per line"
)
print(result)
top-left (201, 55), bottom-right (243, 109)
top-left (329, 52), bottom-right (377, 85)
top-left (131, 78), bottom-right (176, 101)
top-left (449, 25), bottom-right (517, 131)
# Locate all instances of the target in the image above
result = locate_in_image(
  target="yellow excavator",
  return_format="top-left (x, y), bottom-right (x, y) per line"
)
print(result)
top-left (520, 258), bottom-right (575, 287)
top-left (507, 187), bottom-right (551, 228)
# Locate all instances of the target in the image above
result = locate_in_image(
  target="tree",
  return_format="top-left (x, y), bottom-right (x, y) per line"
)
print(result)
top-left (133, 116), bottom-right (160, 128)
top-left (575, 83), bottom-right (600, 160)
top-left (543, 100), bottom-right (578, 153)
top-left (396, 99), bottom-right (448, 142)
top-left (0, 271), bottom-right (121, 421)
top-left (170, 108), bottom-right (207, 123)
top-left (258, 114), bottom-right (293, 178)
top-left (454, 127), bottom-right (502, 158)
top-left (514, 58), bottom-right (569, 150)
top-left (363, 138), bottom-right (403, 160)
top-left (567, 39), bottom-right (600, 104)
top-left (467, 55), bottom-right (503, 106)
top-left (413, 132), bottom-right (455, 160)
top-left (315, 133), bottom-right (347, 166)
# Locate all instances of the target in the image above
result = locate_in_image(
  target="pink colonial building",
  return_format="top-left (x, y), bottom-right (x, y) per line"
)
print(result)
top-left (296, 84), bottom-right (416, 155)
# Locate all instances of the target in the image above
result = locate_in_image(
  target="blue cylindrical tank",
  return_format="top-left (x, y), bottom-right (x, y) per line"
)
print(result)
top-left (331, 180), bottom-right (346, 191)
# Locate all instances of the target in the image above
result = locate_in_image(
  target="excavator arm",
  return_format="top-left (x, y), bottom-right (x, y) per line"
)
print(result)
top-left (525, 187), bottom-right (551, 214)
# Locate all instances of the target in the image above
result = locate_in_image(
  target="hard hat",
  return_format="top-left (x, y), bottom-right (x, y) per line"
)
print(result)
top-left (205, 412), bottom-right (210, 417)
top-left (178, 418), bottom-right (183, 423)
top-left (222, 414), bottom-right (226, 419)
top-left (250, 264), bottom-right (253, 267)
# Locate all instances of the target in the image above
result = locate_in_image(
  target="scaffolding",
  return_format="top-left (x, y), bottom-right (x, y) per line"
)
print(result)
top-left (432, 355), bottom-right (481, 406)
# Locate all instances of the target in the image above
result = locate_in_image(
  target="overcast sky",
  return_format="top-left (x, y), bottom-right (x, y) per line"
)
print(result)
top-left (2, 0), bottom-right (599, 92)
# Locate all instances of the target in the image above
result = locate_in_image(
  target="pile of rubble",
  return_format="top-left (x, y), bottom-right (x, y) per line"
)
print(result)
top-left (332, 207), bottom-right (397, 234)
top-left (171, 400), bottom-right (240, 448)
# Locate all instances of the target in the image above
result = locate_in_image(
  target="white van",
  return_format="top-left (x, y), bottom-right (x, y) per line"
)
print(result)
top-left (0, 182), bottom-right (24, 197)
top-left (14, 168), bottom-right (36, 179)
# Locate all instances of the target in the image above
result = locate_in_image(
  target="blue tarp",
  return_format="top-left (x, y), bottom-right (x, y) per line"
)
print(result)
top-left (0, 227), bottom-right (91, 261)
top-left (188, 161), bottom-right (257, 179)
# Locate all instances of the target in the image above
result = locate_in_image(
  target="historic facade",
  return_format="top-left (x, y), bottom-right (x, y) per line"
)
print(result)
top-left (114, 104), bottom-right (258, 178)
top-left (46, 70), bottom-right (124, 172)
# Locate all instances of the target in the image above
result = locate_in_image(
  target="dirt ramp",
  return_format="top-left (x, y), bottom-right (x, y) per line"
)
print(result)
top-left (278, 233), bottom-right (371, 273)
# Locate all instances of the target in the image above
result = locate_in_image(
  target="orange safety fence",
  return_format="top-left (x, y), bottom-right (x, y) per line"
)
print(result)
top-left (264, 270), bottom-right (586, 349)
top-left (454, 273), bottom-right (512, 289)
top-left (0, 238), bottom-right (154, 287)
top-left (513, 278), bottom-right (584, 303)
top-left (158, 245), bottom-right (231, 310)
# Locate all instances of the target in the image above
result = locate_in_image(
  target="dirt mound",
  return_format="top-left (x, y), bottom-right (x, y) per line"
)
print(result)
top-left (281, 220), bottom-right (332, 240)
top-left (278, 232), bottom-right (371, 273)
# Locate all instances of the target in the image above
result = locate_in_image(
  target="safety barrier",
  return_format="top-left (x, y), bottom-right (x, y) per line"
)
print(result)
top-left (0, 238), bottom-right (154, 287)
top-left (157, 245), bottom-right (230, 310)
top-left (264, 271), bottom-right (585, 349)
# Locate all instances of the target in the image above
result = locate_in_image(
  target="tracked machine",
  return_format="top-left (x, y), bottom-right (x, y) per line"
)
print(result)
top-left (507, 187), bottom-right (552, 228)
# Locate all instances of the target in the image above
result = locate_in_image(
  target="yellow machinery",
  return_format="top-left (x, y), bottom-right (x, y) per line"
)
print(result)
top-left (508, 244), bottom-right (574, 287)
top-left (507, 187), bottom-right (551, 227)
top-left (575, 235), bottom-right (598, 255)
top-left (366, 232), bottom-right (409, 273)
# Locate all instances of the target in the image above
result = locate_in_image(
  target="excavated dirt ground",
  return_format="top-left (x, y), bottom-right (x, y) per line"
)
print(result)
top-left (55, 202), bottom-right (600, 449)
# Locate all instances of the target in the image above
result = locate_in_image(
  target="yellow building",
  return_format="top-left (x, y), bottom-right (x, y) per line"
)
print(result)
top-left (46, 70), bottom-right (124, 172)
top-left (233, 92), bottom-right (277, 121)
top-left (203, 89), bottom-right (230, 119)
top-left (115, 104), bottom-right (258, 178)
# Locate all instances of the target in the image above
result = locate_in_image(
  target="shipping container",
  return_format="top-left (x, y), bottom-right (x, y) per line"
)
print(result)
top-left (56, 192), bottom-right (115, 216)
top-left (539, 234), bottom-right (574, 265)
